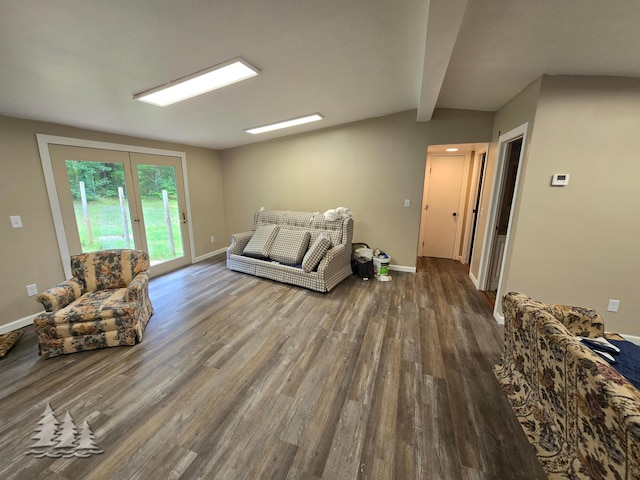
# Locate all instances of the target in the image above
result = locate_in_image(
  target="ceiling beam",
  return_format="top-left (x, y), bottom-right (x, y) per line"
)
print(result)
top-left (416, 0), bottom-right (468, 121)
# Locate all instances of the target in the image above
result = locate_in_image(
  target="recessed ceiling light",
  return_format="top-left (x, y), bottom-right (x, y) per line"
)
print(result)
top-left (134, 57), bottom-right (260, 107)
top-left (245, 113), bottom-right (323, 135)
top-left (446, 147), bottom-right (459, 152)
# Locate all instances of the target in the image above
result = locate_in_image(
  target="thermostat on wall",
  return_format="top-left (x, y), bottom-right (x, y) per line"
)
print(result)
top-left (551, 173), bottom-right (570, 186)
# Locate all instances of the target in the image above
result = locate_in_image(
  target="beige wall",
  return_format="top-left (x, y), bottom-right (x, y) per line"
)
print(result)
top-left (500, 75), bottom-right (640, 337)
top-left (0, 115), bottom-right (225, 330)
top-left (7, 79), bottom-right (636, 337)
top-left (221, 109), bottom-right (495, 269)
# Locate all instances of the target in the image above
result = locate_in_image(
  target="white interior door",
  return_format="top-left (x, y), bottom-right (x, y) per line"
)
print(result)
top-left (420, 155), bottom-right (466, 258)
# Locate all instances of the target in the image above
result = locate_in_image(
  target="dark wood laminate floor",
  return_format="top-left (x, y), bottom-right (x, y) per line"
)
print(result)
top-left (0, 256), bottom-right (546, 480)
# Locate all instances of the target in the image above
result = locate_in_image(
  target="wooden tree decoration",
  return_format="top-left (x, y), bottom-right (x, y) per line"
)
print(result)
top-left (75, 419), bottom-right (104, 457)
top-left (25, 403), bottom-right (104, 458)
top-left (52, 411), bottom-right (78, 457)
top-left (26, 403), bottom-right (60, 457)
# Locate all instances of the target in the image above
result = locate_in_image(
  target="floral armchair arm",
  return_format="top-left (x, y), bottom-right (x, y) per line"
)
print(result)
top-left (125, 271), bottom-right (150, 304)
top-left (35, 277), bottom-right (85, 312)
top-left (549, 303), bottom-right (605, 338)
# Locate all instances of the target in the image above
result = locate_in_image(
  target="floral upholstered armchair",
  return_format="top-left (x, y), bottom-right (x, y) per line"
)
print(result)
top-left (34, 249), bottom-right (153, 359)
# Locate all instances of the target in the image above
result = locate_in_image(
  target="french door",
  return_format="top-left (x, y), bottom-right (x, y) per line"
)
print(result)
top-left (48, 144), bottom-right (191, 277)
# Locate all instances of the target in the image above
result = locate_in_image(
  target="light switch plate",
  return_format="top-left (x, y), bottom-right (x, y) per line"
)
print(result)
top-left (551, 174), bottom-right (570, 186)
top-left (404, 199), bottom-right (411, 207)
top-left (10, 215), bottom-right (22, 228)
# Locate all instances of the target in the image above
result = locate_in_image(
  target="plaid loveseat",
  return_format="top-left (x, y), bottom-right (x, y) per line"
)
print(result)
top-left (227, 209), bottom-right (353, 292)
top-left (34, 249), bottom-right (153, 359)
top-left (493, 292), bottom-right (640, 479)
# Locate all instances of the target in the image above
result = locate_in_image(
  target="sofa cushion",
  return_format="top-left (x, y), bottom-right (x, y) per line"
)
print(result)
top-left (302, 234), bottom-right (331, 273)
top-left (269, 228), bottom-right (311, 265)
top-left (243, 224), bottom-right (280, 258)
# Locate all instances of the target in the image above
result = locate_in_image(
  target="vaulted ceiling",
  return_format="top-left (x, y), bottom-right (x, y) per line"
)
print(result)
top-left (1, 0), bottom-right (639, 149)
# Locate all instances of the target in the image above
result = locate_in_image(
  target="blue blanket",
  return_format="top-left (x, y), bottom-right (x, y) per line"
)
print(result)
top-left (609, 340), bottom-right (640, 391)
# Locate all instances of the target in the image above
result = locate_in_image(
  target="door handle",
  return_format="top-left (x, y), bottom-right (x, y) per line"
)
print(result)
top-left (452, 212), bottom-right (457, 217)
top-left (424, 205), bottom-right (429, 211)
top-left (182, 210), bottom-right (187, 224)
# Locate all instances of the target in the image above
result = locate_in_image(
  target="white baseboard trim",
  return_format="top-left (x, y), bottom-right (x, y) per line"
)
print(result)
top-left (0, 313), bottom-right (39, 334)
top-left (469, 271), bottom-right (479, 289)
top-left (493, 311), bottom-right (505, 325)
top-left (193, 247), bottom-right (227, 263)
top-left (389, 265), bottom-right (416, 273)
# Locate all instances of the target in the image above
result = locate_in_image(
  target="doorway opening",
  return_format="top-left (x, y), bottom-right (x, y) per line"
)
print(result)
top-left (418, 143), bottom-right (489, 269)
top-left (486, 137), bottom-right (522, 293)
top-left (475, 123), bottom-right (528, 322)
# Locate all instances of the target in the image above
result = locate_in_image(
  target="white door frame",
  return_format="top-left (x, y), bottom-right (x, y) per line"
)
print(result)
top-left (475, 123), bottom-right (528, 323)
top-left (36, 134), bottom-right (195, 279)
top-left (460, 148), bottom-right (488, 264)
top-left (453, 153), bottom-right (472, 261)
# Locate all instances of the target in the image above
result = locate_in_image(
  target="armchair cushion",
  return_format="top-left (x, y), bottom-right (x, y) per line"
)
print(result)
top-left (46, 289), bottom-right (133, 324)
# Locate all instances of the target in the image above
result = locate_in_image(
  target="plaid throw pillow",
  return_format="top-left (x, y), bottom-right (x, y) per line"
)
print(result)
top-left (301, 234), bottom-right (331, 272)
top-left (243, 224), bottom-right (280, 258)
top-left (269, 229), bottom-right (311, 265)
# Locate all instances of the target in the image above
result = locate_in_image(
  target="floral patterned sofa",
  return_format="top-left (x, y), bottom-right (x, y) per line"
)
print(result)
top-left (493, 292), bottom-right (640, 479)
top-left (34, 249), bottom-right (153, 359)
top-left (227, 209), bottom-right (353, 292)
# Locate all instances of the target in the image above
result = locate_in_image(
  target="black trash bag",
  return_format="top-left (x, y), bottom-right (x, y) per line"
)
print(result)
top-left (351, 242), bottom-right (373, 278)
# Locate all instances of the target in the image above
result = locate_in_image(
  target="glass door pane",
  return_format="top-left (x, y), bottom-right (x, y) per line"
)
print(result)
top-left (135, 164), bottom-right (184, 265)
top-left (65, 160), bottom-right (135, 252)
top-left (129, 152), bottom-right (190, 276)
top-left (48, 145), bottom-right (138, 257)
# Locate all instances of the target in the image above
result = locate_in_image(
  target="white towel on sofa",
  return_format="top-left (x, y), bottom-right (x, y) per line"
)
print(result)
top-left (323, 207), bottom-right (352, 221)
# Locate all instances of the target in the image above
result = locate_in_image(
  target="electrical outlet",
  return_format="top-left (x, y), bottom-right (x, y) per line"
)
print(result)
top-left (210, 235), bottom-right (215, 243)
top-left (404, 199), bottom-right (411, 207)
top-left (26, 284), bottom-right (38, 296)
top-left (607, 299), bottom-right (620, 312)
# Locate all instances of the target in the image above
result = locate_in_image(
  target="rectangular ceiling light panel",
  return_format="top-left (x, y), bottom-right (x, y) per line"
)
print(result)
top-left (134, 58), bottom-right (260, 106)
top-left (245, 113), bottom-right (323, 135)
